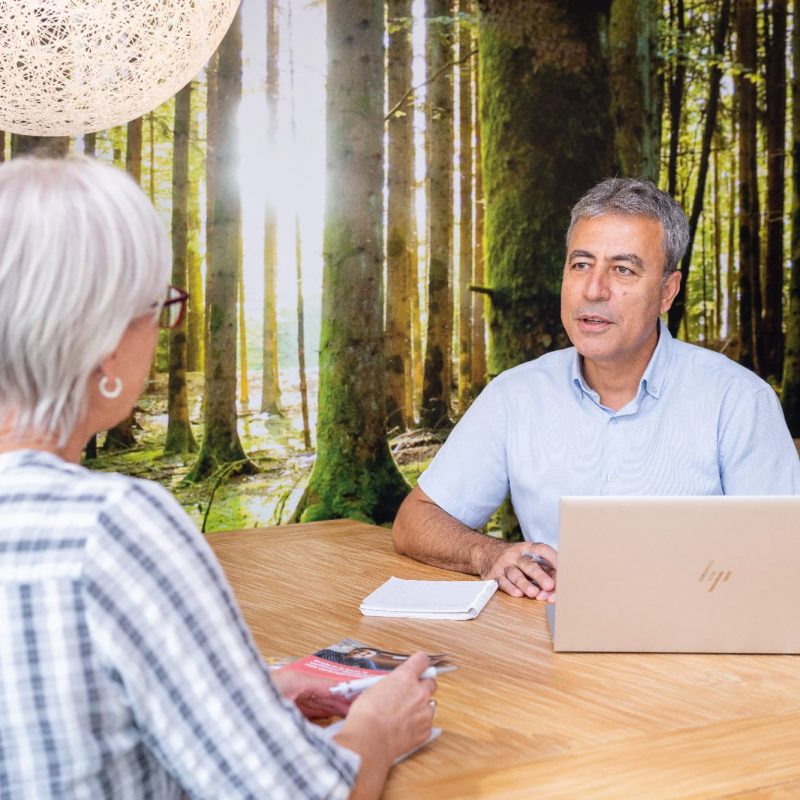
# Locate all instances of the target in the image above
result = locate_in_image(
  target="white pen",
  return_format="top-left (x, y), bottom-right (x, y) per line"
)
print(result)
top-left (329, 665), bottom-right (458, 699)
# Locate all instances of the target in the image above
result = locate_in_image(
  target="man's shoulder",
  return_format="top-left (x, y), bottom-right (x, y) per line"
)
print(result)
top-left (670, 339), bottom-right (771, 393)
top-left (491, 347), bottom-right (575, 389)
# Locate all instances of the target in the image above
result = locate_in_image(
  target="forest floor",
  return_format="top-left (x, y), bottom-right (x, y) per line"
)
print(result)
top-left (84, 370), bottom-right (444, 533)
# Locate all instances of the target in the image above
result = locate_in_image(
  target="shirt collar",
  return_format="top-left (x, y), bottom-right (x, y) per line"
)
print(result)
top-left (639, 318), bottom-right (673, 399)
top-left (570, 317), bottom-right (674, 404)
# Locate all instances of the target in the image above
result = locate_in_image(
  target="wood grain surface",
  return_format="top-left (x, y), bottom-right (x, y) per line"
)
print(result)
top-left (208, 520), bottom-right (800, 799)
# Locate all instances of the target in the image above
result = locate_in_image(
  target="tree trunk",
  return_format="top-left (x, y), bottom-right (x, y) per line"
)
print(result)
top-left (0, 131), bottom-right (5, 162)
top-left (83, 133), bottom-right (96, 157)
top-left (666, 0), bottom-right (686, 198)
top-left (608, 0), bottom-right (662, 181)
top-left (470, 46), bottom-right (487, 393)
top-left (126, 117), bottom-right (143, 182)
top-left (713, 138), bottom-right (722, 341)
top-left (165, 82), bottom-right (197, 455)
top-left (297, 0), bottom-right (409, 523)
top-left (148, 111), bottom-right (156, 202)
top-left (420, 0), bottom-right (455, 429)
top-left (104, 119), bottom-right (145, 451)
top-left (668, 0), bottom-right (730, 336)
top-left (205, 54), bottom-right (219, 364)
top-left (762, 0), bottom-right (787, 380)
top-left (410, 235), bottom-right (422, 422)
top-left (186, 83), bottom-right (205, 373)
top-left (727, 131), bottom-right (738, 338)
top-left (190, 11), bottom-right (255, 480)
top-left (286, 1), bottom-right (311, 450)
top-left (385, 0), bottom-right (415, 432)
top-left (294, 215), bottom-right (311, 450)
top-left (11, 135), bottom-right (69, 158)
top-left (478, 0), bottom-right (612, 374)
top-left (238, 255), bottom-right (249, 408)
top-left (261, 0), bottom-right (282, 415)
top-left (457, 0), bottom-right (474, 413)
top-left (782, 0), bottom-right (800, 435)
top-left (736, 0), bottom-right (761, 372)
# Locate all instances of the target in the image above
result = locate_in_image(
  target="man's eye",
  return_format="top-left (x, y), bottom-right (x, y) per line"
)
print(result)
top-left (571, 262), bottom-right (590, 270)
top-left (615, 265), bottom-right (633, 276)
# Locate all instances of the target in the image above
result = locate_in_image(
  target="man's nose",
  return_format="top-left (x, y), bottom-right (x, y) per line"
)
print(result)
top-left (584, 268), bottom-right (611, 300)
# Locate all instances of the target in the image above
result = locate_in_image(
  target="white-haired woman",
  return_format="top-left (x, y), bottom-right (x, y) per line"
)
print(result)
top-left (0, 156), bottom-right (435, 799)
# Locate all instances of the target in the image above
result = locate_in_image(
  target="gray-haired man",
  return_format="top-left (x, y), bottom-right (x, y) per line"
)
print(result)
top-left (392, 178), bottom-right (800, 601)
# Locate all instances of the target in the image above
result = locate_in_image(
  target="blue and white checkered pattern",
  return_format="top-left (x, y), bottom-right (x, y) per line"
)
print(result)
top-left (0, 450), bottom-right (359, 799)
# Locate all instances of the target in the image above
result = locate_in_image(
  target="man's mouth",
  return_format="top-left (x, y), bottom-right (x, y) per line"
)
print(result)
top-left (577, 314), bottom-right (612, 327)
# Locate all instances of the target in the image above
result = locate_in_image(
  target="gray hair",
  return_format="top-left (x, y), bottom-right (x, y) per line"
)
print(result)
top-left (0, 156), bottom-right (171, 445)
top-left (566, 177), bottom-right (689, 275)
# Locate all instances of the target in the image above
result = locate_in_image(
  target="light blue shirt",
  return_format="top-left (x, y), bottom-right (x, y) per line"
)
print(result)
top-left (418, 323), bottom-right (800, 547)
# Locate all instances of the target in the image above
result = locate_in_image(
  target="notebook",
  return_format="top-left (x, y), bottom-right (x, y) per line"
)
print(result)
top-left (547, 495), bottom-right (800, 653)
top-left (360, 576), bottom-right (497, 620)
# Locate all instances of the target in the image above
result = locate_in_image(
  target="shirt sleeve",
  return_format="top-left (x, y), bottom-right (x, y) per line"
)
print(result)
top-left (418, 377), bottom-right (511, 528)
top-left (83, 479), bottom-right (359, 800)
top-left (719, 384), bottom-right (800, 494)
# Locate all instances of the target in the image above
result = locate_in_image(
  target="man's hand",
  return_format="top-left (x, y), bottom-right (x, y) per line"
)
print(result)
top-left (271, 668), bottom-right (353, 720)
top-left (478, 541), bottom-right (558, 601)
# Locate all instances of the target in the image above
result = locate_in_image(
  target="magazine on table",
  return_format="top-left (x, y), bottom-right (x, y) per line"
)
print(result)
top-left (277, 637), bottom-right (449, 680)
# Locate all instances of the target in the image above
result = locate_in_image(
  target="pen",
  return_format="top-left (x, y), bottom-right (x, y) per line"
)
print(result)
top-left (522, 552), bottom-right (554, 571)
top-left (329, 665), bottom-right (458, 699)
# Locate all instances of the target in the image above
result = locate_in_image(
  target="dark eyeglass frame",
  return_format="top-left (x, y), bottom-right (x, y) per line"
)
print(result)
top-left (159, 286), bottom-right (190, 330)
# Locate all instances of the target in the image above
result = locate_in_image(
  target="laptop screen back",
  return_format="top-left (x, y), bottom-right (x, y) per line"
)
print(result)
top-left (551, 496), bottom-right (800, 653)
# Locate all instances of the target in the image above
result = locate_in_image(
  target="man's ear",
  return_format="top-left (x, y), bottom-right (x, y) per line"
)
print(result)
top-left (660, 270), bottom-right (682, 314)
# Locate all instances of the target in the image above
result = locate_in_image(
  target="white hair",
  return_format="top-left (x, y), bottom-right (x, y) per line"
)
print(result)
top-left (0, 156), bottom-right (171, 445)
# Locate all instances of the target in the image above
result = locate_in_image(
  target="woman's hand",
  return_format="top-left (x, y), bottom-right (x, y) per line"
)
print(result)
top-left (333, 652), bottom-right (437, 799)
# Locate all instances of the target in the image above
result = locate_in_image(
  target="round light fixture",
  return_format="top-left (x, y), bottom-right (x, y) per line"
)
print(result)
top-left (0, 0), bottom-right (240, 136)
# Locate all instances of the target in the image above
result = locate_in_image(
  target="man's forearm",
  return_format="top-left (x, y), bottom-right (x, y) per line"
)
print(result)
top-left (392, 486), bottom-right (507, 576)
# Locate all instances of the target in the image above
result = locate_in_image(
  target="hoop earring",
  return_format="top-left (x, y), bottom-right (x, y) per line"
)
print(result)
top-left (98, 376), bottom-right (123, 399)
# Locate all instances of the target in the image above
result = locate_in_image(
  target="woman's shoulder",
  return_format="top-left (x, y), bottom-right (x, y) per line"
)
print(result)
top-left (0, 449), bottom-right (188, 527)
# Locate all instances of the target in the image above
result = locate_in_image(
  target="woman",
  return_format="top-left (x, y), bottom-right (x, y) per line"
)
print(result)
top-left (0, 156), bottom-right (435, 799)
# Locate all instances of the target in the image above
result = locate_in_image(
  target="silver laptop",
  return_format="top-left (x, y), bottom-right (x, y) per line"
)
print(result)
top-left (546, 495), bottom-right (800, 653)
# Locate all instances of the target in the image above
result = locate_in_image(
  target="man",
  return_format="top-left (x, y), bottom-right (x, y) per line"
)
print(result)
top-left (393, 178), bottom-right (800, 602)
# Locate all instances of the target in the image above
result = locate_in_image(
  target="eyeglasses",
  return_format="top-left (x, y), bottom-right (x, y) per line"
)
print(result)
top-left (159, 285), bottom-right (189, 329)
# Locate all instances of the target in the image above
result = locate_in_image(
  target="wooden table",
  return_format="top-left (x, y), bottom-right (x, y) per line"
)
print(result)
top-left (208, 520), bottom-right (800, 799)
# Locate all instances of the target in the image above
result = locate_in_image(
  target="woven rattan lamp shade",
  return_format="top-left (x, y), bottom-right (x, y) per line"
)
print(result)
top-left (0, 0), bottom-right (240, 136)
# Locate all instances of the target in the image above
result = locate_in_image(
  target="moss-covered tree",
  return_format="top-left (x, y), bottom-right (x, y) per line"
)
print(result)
top-left (261, 0), bottom-right (282, 415)
top-left (297, 0), bottom-right (409, 523)
top-left (608, 0), bottom-right (662, 181)
top-left (470, 48), bottom-right (487, 395)
top-left (190, 10), bottom-right (255, 480)
top-left (457, 0), bottom-right (475, 413)
top-left (186, 83), bottom-right (205, 373)
top-left (782, 0), bottom-right (800, 436)
top-left (420, 0), bottom-right (455, 428)
top-left (385, 0), bottom-right (416, 432)
top-left (478, 0), bottom-right (613, 374)
top-left (165, 82), bottom-right (197, 455)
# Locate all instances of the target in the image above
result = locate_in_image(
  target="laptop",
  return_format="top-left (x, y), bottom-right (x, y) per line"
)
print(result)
top-left (546, 495), bottom-right (800, 653)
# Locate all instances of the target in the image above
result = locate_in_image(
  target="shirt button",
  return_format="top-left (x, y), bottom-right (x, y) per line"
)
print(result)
top-left (610, 418), bottom-right (618, 425)
top-left (607, 474), bottom-right (615, 482)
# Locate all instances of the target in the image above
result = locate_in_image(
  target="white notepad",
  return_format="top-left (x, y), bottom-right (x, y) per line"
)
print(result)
top-left (359, 576), bottom-right (498, 620)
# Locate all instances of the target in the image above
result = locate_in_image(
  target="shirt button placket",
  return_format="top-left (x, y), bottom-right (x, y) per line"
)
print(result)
top-left (603, 416), bottom-right (619, 494)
